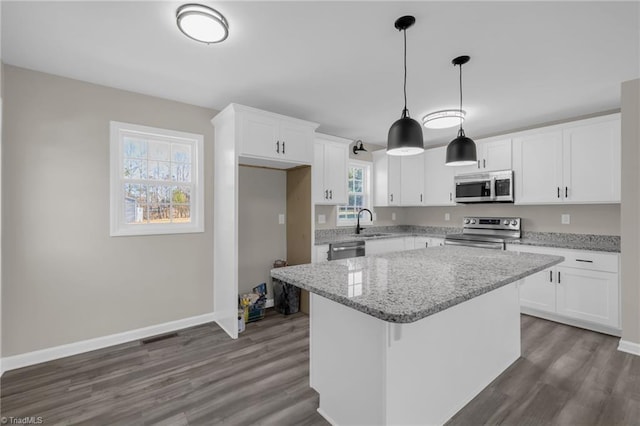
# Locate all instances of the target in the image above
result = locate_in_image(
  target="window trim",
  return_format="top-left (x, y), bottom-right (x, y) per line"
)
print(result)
top-left (337, 159), bottom-right (373, 227)
top-left (109, 121), bottom-right (204, 236)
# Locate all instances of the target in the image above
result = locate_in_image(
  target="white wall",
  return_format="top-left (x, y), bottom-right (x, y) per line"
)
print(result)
top-left (2, 66), bottom-right (215, 357)
top-left (238, 166), bottom-right (287, 297)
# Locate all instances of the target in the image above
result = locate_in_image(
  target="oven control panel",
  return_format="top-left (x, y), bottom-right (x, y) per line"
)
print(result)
top-left (463, 217), bottom-right (520, 231)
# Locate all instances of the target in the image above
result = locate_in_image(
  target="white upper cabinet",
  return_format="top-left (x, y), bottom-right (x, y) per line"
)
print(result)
top-left (313, 134), bottom-right (350, 205)
top-left (423, 146), bottom-right (456, 205)
top-left (513, 129), bottom-right (564, 204)
top-left (513, 113), bottom-right (620, 205)
top-left (455, 137), bottom-right (513, 175)
top-left (562, 115), bottom-right (621, 203)
top-left (373, 150), bottom-right (401, 206)
top-left (400, 154), bottom-right (425, 206)
top-left (237, 105), bottom-right (318, 165)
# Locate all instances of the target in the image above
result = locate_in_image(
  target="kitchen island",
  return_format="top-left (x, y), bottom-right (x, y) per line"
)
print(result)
top-left (271, 246), bottom-right (563, 426)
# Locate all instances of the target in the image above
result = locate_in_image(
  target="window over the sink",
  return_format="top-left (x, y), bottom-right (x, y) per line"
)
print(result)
top-left (337, 160), bottom-right (372, 226)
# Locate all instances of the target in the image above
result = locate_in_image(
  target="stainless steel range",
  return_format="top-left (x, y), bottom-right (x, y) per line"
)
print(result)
top-left (444, 217), bottom-right (521, 250)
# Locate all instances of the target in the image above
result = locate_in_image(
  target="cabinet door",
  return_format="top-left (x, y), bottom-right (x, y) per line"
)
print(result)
top-left (400, 154), bottom-right (425, 206)
top-left (483, 138), bottom-right (512, 172)
top-left (562, 117), bottom-right (621, 203)
top-left (373, 150), bottom-right (389, 207)
top-left (366, 238), bottom-right (406, 255)
top-left (424, 147), bottom-right (456, 205)
top-left (513, 130), bottom-right (563, 204)
top-left (429, 237), bottom-right (445, 247)
top-left (280, 121), bottom-right (313, 164)
top-left (413, 237), bottom-right (429, 249)
top-left (313, 143), bottom-right (327, 204)
top-left (240, 111), bottom-right (281, 159)
top-left (324, 143), bottom-right (348, 205)
top-left (388, 156), bottom-right (402, 206)
top-left (556, 267), bottom-right (619, 328)
top-left (519, 269), bottom-right (556, 313)
top-left (314, 244), bottom-right (330, 263)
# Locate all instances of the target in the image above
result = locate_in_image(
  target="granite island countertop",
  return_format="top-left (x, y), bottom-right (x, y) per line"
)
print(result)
top-left (271, 246), bottom-right (563, 323)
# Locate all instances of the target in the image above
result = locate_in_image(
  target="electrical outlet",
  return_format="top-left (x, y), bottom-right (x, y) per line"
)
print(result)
top-left (445, 213), bottom-right (451, 221)
top-left (391, 212), bottom-right (396, 221)
top-left (561, 214), bottom-right (571, 225)
top-left (279, 214), bottom-right (285, 225)
top-left (318, 214), bottom-right (326, 224)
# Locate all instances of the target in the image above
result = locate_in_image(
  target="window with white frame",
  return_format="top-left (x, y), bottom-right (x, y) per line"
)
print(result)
top-left (110, 121), bottom-right (204, 236)
top-left (337, 160), bottom-right (372, 226)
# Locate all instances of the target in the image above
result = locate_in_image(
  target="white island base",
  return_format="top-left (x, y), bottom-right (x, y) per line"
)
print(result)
top-left (310, 282), bottom-right (521, 426)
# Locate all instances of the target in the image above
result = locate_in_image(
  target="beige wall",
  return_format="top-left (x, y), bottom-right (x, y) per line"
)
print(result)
top-left (316, 202), bottom-right (620, 235)
top-left (621, 78), bottom-right (640, 346)
top-left (2, 66), bottom-right (215, 356)
top-left (405, 204), bottom-right (621, 235)
top-left (315, 205), bottom-right (407, 230)
top-left (238, 166), bottom-right (287, 297)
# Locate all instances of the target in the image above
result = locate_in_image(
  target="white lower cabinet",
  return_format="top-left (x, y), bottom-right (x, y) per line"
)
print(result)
top-left (314, 244), bottom-right (330, 263)
top-left (508, 244), bottom-right (620, 334)
top-left (518, 269), bottom-right (556, 313)
top-left (555, 266), bottom-right (619, 328)
top-left (407, 236), bottom-right (445, 250)
top-left (366, 238), bottom-right (406, 255)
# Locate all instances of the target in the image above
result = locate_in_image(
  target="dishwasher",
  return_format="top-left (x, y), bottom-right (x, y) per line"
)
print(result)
top-left (328, 240), bottom-right (365, 260)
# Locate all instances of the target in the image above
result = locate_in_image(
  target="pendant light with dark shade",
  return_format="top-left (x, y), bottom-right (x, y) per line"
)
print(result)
top-left (446, 55), bottom-right (477, 166)
top-left (387, 16), bottom-right (424, 156)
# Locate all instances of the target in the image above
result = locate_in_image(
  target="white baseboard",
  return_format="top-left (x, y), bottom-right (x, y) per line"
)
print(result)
top-left (317, 408), bottom-right (338, 426)
top-left (618, 339), bottom-right (640, 356)
top-left (1, 311), bottom-right (219, 375)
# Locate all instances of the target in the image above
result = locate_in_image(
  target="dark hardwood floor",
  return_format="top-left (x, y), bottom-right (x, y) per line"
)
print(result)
top-left (448, 315), bottom-right (640, 426)
top-left (2, 311), bottom-right (639, 425)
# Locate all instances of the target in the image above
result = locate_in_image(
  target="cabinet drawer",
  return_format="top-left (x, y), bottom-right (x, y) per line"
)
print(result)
top-left (562, 252), bottom-right (618, 273)
top-left (508, 244), bottom-right (619, 273)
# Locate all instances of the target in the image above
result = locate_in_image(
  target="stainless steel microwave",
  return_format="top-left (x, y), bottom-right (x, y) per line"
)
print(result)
top-left (454, 170), bottom-right (514, 203)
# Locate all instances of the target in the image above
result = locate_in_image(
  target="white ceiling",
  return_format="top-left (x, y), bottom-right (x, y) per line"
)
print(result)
top-left (2, 1), bottom-right (639, 147)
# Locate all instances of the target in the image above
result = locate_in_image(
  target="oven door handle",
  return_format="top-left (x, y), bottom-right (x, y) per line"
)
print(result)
top-left (444, 239), bottom-right (504, 250)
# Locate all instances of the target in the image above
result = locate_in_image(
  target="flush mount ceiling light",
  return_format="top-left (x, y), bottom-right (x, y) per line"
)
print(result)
top-left (422, 109), bottom-right (466, 129)
top-left (387, 16), bottom-right (424, 156)
top-left (445, 55), bottom-right (477, 166)
top-left (176, 4), bottom-right (229, 44)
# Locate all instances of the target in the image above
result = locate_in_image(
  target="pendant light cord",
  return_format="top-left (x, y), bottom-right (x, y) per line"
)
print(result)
top-left (402, 29), bottom-right (408, 119)
top-left (457, 61), bottom-right (464, 136)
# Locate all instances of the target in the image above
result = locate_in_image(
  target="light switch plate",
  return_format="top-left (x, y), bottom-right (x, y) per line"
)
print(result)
top-left (318, 214), bottom-right (326, 224)
top-left (561, 214), bottom-right (570, 225)
top-left (445, 213), bottom-right (450, 221)
top-left (279, 214), bottom-right (285, 225)
top-left (391, 212), bottom-right (396, 221)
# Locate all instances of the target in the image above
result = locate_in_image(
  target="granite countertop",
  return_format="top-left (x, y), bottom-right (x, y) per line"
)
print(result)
top-left (271, 246), bottom-right (563, 323)
top-left (315, 227), bottom-right (621, 253)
